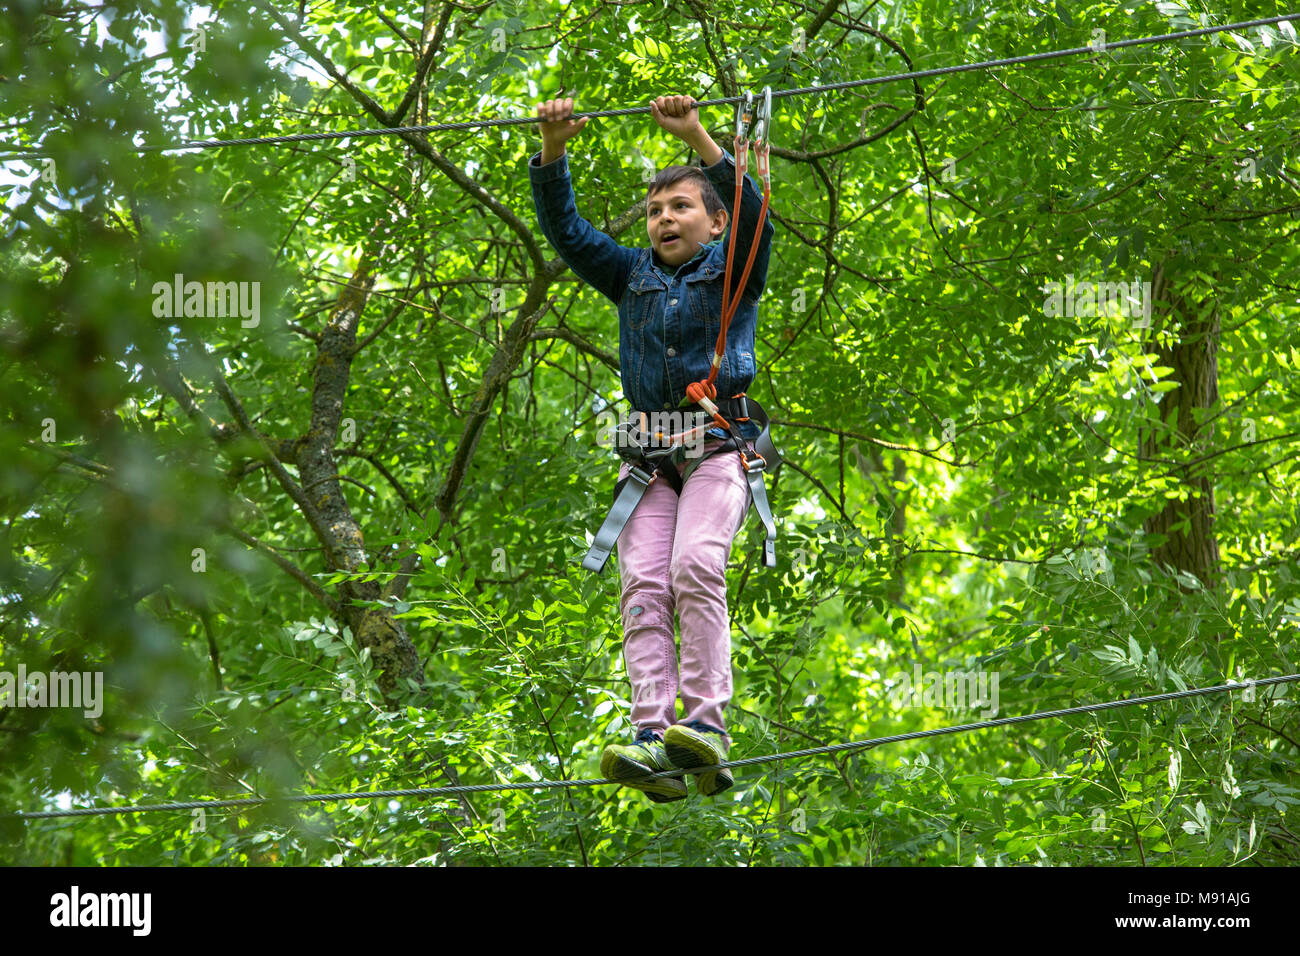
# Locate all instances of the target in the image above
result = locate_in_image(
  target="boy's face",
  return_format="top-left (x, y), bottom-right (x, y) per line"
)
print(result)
top-left (647, 180), bottom-right (727, 267)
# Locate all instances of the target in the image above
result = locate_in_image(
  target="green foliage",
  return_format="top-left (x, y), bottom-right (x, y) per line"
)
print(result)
top-left (1, 1), bottom-right (1297, 866)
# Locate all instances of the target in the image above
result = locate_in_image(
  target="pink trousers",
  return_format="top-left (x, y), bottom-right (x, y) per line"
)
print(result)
top-left (615, 438), bottom-right (752, 746)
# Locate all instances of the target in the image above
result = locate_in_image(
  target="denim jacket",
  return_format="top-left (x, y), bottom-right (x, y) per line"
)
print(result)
top-left (528, 144), bottom-right (774, 440)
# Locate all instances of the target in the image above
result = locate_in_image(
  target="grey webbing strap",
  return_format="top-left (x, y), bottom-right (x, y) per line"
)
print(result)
top-left (581, 464), bottom-right (654, 573)
top-left (744, 422), bottom-right (781, 568)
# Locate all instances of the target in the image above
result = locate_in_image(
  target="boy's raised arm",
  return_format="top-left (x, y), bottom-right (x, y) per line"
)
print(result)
top-left (530, 98), bottom-right (637, 305)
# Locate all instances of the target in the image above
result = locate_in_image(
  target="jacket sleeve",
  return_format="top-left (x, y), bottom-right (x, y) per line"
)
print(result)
top-left (529, 150), bottom-right (638, 306)
top-left (701, 145), bottom-right (775, 304)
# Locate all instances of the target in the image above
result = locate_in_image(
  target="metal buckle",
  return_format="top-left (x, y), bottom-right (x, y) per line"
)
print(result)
top-left (741, 452), bottom-right (766, 474)
top-left (628, 462), bottom-right (656, 486)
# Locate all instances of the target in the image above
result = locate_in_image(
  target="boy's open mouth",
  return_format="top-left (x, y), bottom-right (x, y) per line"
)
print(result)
top-left (661, 233), bottom-right (679, 246)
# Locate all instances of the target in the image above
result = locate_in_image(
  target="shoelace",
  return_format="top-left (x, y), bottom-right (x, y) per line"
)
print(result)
top-left (682, 719), bottom-right (725, 738)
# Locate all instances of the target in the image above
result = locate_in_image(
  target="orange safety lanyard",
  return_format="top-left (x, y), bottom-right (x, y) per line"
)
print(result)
top-left (684, 87), bottom-right (772, 433)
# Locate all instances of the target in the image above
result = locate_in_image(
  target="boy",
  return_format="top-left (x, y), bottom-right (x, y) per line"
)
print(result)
top-left (529, 94), bottom-right (775, 801)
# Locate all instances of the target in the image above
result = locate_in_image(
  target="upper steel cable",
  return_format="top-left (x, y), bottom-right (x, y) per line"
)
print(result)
top-left (0, 14), bottom-right (1296, 158)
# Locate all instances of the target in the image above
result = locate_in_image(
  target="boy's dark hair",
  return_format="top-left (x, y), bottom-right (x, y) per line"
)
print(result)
top-left (646, 165), bottom-right (725, 219)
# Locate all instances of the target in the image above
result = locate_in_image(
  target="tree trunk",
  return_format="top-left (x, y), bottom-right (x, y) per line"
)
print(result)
top-left (1138, 261), bottom-right (1222, 588)
top-left (294, 246), bottom-right (422, 696)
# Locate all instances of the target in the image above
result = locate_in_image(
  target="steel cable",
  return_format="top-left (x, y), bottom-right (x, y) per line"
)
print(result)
top-left (0, 14), bottom-right (1295, 158)
top-left (9, 673), bottom-right (1296, 820)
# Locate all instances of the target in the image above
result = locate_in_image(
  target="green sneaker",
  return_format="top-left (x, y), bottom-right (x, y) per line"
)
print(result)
top-left (664, 721), bottom-right (733, 797)
top-left (600, 728), bottom-right (687, 803)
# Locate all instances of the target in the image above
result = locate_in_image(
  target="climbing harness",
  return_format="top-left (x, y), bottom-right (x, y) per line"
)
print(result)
top-left (581, 394), bottom-right (781, 573)
top-left (582, 88), bottom-right (780, 574)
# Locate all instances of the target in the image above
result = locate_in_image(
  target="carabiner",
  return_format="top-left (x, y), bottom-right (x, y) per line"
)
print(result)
top-left (734, 90), bottom-right (754, 144)
top-left (751, 86), bottom-right (772, 147)
top-left (753, 87), bottom-right (772, 184)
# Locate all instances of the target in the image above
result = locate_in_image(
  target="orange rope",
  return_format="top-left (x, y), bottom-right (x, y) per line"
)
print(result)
top-left (710, 138), bottom-right (771, 388)
top-left (689, 136), bottom-right (771, 416)
top-left (680, 120), bottom-right (771, 443)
